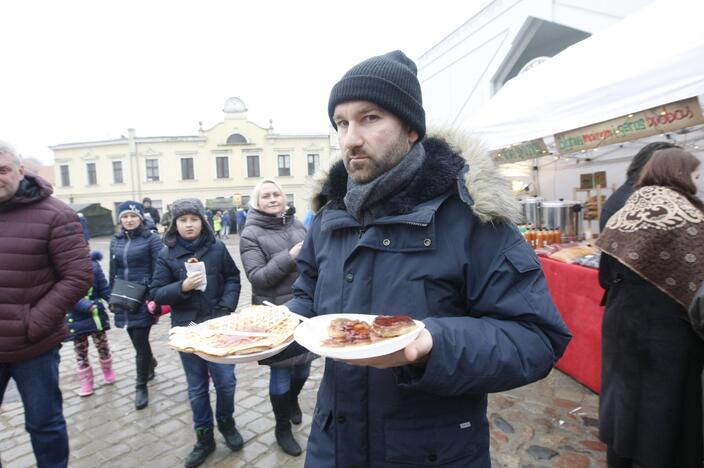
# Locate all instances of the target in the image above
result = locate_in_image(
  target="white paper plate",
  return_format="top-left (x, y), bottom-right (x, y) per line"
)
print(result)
top-left (293, 314), bottom-right (425, 360)
top-left (194, 338), bottom-right (292, 364)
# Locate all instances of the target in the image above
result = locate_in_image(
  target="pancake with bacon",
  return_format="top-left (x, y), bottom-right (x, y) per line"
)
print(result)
top-left (169, 306), bottom-right (298, 357)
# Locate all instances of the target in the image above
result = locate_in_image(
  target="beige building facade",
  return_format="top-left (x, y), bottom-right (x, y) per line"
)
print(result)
top-left (51, 97), bottom-right (337, 222)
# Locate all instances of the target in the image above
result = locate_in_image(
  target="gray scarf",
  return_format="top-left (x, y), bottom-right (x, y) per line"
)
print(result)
top-left (344, 142), bottom-right (426, 223)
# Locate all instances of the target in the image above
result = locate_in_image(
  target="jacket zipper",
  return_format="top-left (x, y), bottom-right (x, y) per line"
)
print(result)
top-left (123, 234), bottom-right (131, 329)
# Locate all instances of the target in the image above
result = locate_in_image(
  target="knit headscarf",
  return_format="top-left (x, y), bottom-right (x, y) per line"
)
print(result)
top-left (596, 185), bottom-right (704, 308)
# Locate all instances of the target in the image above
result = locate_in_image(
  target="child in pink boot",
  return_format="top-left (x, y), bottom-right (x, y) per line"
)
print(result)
top-left (66, 251), bottom-right (116, 396)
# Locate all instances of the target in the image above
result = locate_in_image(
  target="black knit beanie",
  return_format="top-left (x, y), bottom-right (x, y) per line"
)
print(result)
top-left (328, 50), bottom-right (425, 140)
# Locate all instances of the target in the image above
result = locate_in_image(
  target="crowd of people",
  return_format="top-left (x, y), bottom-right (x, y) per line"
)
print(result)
top-left (0, 48), bottom-right (702, 468)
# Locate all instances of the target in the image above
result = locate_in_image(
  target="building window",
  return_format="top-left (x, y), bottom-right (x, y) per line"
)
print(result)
top-left (112, 161), bottom-right (123, 184)
top-left (216, 156), bottom-right (229, 179)
top-left (286, 193), bottom-right (294, 207)
top-left (226, 133), bottom-right (247, 144)
top-left (307, 153), bottom-right (319, 176)
top-left (86, 162), bottom-right (97, 185)
top-left (145, 159), bottom-right (160, 181)
top-left (278, 154), bottom-right (291, 177)
top-left (241, 195), bottom-right (251, 207)
top-left (181, 158), bottom-right (194, 180)
top-left (59, 165), bottom-right (70, 187)
top-left (247, 155), bottom-right (260, 178)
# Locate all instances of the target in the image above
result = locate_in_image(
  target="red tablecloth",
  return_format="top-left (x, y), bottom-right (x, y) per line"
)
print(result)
top-left (539, 256), bottom-right (604, 393)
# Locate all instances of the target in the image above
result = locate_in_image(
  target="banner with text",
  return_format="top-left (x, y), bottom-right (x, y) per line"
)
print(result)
top-left (491, 139), bottom-right (550, 164)
top-left (554, 97), bottom-right (704, 154)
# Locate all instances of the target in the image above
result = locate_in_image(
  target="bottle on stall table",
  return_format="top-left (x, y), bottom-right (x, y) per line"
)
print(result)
top-left (521, 226), bottom-right (530, 246)
top-left (524, 226), bottom-right (533, 247)
top-left (537, 229), bottom-right (545, 248)
top-left (546, 227), bottom-right (554, 246)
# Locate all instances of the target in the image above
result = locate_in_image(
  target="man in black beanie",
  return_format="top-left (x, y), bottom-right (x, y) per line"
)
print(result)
top-left (287, 50), bottom-right (570, 467)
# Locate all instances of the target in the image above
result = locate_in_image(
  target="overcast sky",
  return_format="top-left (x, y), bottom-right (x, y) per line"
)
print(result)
top-left (2, 1), bottom-right (490, 164)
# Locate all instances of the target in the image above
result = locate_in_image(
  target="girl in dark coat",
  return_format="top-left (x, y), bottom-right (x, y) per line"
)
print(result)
top-left (109, 200), bottom-right (163, 410)
top-left (66, 250), bottom-right (115, 396)
top-left (239, 179), bottom-right (311, 457)
top-left (150, 198), bottom-right (243, 468)
top-left (597, 148), bottom-right (704, 468)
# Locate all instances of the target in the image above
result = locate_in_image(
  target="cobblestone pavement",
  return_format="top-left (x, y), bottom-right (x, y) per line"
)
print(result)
top-left (1, 236), bottom-right (607, 467)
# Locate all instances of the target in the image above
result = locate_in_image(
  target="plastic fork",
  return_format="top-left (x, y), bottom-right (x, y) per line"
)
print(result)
top-left (187, 321), bottom-right (272, 338)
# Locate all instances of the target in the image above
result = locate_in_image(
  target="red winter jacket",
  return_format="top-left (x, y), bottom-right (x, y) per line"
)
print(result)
top-left (0, 174), bottom-right (92, 362)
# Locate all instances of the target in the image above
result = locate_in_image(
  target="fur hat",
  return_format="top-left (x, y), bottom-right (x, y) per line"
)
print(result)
top-left (163, 198), bottom-right (215, 247)
top-left (117, 200), bottom-right (144, 220)
top-left (328, 50), bottom-right (425, 140)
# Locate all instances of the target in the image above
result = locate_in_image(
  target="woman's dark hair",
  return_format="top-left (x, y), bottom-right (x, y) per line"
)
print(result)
top-left (626, 141), bottom-right (679, 183)
top-left (636, 148), bottom-right (702, 208)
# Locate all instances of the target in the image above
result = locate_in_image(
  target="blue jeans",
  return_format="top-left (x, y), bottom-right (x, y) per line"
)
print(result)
top-left (179, 352), bottom-right (237, 429)
top-left (0, 346), bottom-right (68, 468)
top-left (269, 363), bottom-right (312, 395)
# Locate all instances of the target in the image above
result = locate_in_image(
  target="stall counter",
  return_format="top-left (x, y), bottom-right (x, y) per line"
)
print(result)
top-left (539, 256), bottom-right (604, 393)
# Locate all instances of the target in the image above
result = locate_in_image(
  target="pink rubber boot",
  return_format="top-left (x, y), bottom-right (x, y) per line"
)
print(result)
top-left (100, 357), bottom-right (116, 384)
top-left (78, 366), bottom-right (94, 396)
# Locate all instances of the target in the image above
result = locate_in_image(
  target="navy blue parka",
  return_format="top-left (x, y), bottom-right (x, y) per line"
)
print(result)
top-left (109, 226), bottom-right (163, 328)
top-left (150, 224), bottom-right (241, 327)
top-left (288, 134), bottom-right (572, 468)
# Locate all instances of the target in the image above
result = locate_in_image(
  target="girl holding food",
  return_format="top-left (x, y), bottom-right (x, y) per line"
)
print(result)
top-left (150, 198), bottom-right (242, 468)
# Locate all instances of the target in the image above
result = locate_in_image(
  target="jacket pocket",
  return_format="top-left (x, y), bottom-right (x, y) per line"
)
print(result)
top-left (504, 243), bottom-right (549, 299)
top-left (383, 418), bottom-right (482, 465)
top-left (504, 243), bottom-right (541, 274)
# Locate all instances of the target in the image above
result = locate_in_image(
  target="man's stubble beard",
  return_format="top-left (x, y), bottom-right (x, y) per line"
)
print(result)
top-left (345, 133), bottom-right (412, 184)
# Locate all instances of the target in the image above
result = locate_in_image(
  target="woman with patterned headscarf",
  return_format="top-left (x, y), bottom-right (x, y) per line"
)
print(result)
top-left (597, 148), bottom-right (704, 468)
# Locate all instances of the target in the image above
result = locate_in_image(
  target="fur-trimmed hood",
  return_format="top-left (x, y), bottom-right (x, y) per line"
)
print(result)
top-left (309, 129), bottom-right (521, 224)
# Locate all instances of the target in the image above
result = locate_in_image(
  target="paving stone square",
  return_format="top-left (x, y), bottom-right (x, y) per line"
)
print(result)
top-left (0, 236), bottom-right (606, 467)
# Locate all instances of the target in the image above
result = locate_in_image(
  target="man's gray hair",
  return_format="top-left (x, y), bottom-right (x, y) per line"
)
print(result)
top-left (0, 140), bottom-right (21, 166)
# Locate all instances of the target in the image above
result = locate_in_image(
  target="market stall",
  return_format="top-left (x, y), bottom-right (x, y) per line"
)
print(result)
top-left (460, 0), bottom-right (704, 393)
top-left (462, 0), bottom-right (704, 154)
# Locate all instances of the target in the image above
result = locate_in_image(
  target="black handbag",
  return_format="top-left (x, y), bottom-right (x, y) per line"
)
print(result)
top-left (109, 279), bottom-right (148, 312)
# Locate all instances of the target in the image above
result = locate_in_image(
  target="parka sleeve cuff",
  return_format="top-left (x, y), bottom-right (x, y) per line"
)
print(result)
top-left (392, 319), bottom-right (442, 387)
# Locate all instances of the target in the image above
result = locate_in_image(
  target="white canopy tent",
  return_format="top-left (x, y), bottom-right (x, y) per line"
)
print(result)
top-left (463, 0), bottom-right (704, 152)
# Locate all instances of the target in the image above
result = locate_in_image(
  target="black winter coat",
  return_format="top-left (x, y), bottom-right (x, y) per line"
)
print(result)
top-left (599, 254), bottom-right (703, 467)
top-left (109, 227), bottom-right (163, 328)
top-left (150, 236), bottom-right (241, 327)
top-left (239, 208), bottom-right (306, 306)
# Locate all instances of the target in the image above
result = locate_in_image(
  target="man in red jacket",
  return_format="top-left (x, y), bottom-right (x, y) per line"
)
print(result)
top-left (0, 141), bottom-right (93, 468)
